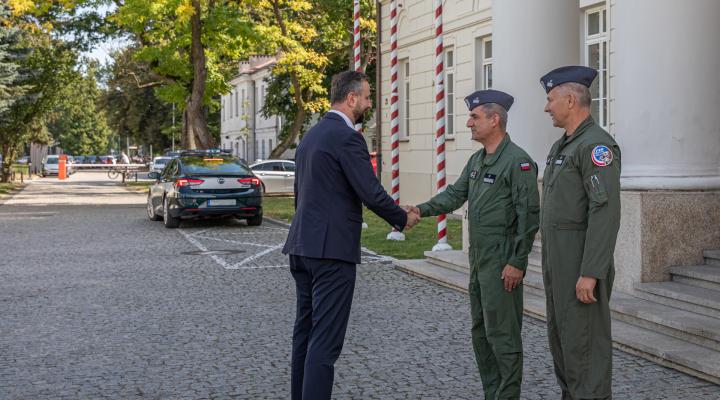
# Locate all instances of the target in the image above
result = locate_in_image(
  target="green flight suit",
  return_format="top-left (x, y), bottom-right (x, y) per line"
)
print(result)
top-left (417, 134), bottom-right (540, 400)
top-left (540, 116), bottom-right (621, 400)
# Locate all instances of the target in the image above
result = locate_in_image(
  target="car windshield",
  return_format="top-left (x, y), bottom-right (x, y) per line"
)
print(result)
top-left (46, 157), bottom-right (58, 164)
top-left (181, 156), bottom-right (250, 176)
top-left (154, 158), bottom-right (169, 165)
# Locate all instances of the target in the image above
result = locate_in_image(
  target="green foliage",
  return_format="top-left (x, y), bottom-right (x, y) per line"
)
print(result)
top-left (47, 64), bottom-right (112, 155)
top-left (102, 47), bottom-right (176, 154)
top-left (0, 3), bottom-right (25, 115)
top-left (259, 0), bottom-right (378, 156)
top-left (0, 31), bottom-right (78, 181)
top-left (111, 0), bottom-right (257, 107)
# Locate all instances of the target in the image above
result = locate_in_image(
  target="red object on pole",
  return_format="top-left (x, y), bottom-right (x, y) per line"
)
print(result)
top-left (58, 154), bottom-right (67, 180)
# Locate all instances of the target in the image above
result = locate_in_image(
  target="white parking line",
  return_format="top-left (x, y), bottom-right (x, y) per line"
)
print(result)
top-left (193, 235), bottom-right (275, 247)
top-left (230, 244), bottom-right (284, 269)
top-left (178, 229), bottom-right (232, 269)
top-left (236, 264), bottom-right (289, 270)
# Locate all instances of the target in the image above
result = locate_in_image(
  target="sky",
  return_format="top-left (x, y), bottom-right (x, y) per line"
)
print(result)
top-left (79, 3), bottom-right (129, 66)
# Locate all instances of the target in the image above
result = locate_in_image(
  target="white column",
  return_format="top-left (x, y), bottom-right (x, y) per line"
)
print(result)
top-left (492, 0), bottom-right (580, 173)
top-left (611, 0), bottom-right (720, 190)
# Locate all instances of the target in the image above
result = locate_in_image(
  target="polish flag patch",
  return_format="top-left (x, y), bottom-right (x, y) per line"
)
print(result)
top-left (520, 162), bottom-right (531, 171)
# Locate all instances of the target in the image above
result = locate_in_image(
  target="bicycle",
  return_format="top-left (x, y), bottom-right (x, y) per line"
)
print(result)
top-left (108, 165), bottom-right (134, 180)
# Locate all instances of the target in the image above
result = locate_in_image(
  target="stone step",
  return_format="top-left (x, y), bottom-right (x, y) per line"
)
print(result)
top-left (424, 250), bottom-right (469, 273)
top-left (634, 282), bottom-right (720, 319)
top-left (395, 258), bottom-right (720, 384)
top-left (671, 266), bottom-right (720, 291)
top-left (611, 292), bottom-right (720, 351)
top-left (705, 250), bottom-right (720, 267)
top-left (394, 259), bottom-right (468, 293)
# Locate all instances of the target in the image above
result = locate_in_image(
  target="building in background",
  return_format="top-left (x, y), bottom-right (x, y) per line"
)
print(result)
top-left (220, 55), bottom-right (285, 162)
top-left (380, 0), bottom-right (720, 291)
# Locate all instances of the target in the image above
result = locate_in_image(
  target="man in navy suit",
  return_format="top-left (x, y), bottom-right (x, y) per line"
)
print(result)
top-left (283, 71), bottom-right (419, 400)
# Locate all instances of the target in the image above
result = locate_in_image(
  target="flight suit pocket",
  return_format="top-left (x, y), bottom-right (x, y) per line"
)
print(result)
top-left (585, 174), bottom-right (608, 207)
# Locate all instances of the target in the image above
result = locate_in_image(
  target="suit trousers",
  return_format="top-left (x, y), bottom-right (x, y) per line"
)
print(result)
top-left (290, 255), bottom-right (357, 400)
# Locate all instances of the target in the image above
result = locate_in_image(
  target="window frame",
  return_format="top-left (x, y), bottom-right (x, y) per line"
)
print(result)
top-left (445, 47), bottom-right (455, 137)
top-left (584, 5), bottom-right (609, 130)
top-left (399, 59), bottom-right (411, 138)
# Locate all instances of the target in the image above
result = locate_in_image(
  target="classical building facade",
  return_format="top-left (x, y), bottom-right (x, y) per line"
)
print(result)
top-left (379, 0), bottom-right (720, 291)
top-left (220, 56), bottom-right (284, 162)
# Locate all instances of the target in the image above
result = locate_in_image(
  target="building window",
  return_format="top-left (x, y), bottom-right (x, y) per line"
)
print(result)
top-left (235, 89), bottom-right (239, 117)
top-left (445, 48), bottom-right (455, 136)
top-left (585, 6), bottom-right (608, 129)
top-left (269, 139), bottom-right (273, 156)
top-left (399, 59), bottom-right (410, 138)
top-left (475, 36), bottom-right (492, 90)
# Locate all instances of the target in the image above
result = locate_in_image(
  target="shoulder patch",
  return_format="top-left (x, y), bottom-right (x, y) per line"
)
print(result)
top-left (519, 162), bottom-right (532, 171)
top-left (591, 145), bottom-right (613, 167)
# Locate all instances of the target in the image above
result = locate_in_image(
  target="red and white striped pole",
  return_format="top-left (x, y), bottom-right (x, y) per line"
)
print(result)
top-left (386, 0), bottom-right (404, 241)
top-left (432, 0), bottom-right (451, 251)
top-left (353, 0), bottom-right (370, 230)
top-left (353, 0), bottom-right (362, 73)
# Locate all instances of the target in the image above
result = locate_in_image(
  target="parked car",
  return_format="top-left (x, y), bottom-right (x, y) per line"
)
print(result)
top-left (41, 155), bottom-right (58, 176)
top-left (249, 159), bottom-right (295, 193)
top-left (16, 156), bottom-right (30, 165)
top-left (146, 151), bottom-right (263, 228)
top-left (41, 155), bottom-right (75, 176)
top-left (150, 156), bottom-right (173, 174)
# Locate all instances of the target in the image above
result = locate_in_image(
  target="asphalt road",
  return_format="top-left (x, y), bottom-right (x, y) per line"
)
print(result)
top-left (0, 172), bottom-right (718, 399)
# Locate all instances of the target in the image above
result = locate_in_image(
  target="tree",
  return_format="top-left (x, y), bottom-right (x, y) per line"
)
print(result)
top-left (0, 2), bottom-right (25, 116)
top-left (102, 47), bottom-right (175, 154)
top-left (111, 0), bottom-right (257, 149)
top-left (258, 0), bottom-right (378, 159)
top-left (48, 64), bottom-right (112, 155)
top-left (0, 32), bottom-right (78, 182)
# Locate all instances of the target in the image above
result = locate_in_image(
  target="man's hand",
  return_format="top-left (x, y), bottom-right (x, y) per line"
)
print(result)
top-left (401, 205), bottom-right (421, 216)
top-left (501, 264), bottom-right (524, 292)
top-left (404, 207), bottom-right (420, 230)
top-left (576, 276), bottom-right (598, 304)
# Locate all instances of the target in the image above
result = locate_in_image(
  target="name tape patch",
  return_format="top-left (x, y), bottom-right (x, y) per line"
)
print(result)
top-left (483, 173), bottom-right (496, 184)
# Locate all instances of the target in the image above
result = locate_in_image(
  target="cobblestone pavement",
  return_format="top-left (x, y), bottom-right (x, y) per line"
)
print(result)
top-left (0, 178), bottom-right (718, 399)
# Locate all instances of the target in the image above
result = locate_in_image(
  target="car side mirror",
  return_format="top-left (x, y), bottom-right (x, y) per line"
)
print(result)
top-left (148, 171), bottom-right (161, 180)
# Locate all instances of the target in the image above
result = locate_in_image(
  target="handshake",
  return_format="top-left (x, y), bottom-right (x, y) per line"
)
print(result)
top-left (401, 205), bottom-right (422, 230)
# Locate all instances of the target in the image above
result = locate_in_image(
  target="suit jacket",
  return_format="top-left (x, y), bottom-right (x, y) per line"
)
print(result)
top-left (282, 112), bottom-right (407, 264)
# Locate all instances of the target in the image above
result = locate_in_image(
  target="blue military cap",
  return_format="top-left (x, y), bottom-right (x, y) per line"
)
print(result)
top-left (463, 89), bottom-right (514, 112)
top-left (540, 66), bottom-right (598, 93)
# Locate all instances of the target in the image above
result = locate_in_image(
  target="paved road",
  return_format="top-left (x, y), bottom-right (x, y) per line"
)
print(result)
top-left (1, 173), bottom-right (718, 399)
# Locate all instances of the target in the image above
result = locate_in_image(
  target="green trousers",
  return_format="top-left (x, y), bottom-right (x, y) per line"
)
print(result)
top-left (542, 228), bottom-right (614, 400)
top-left (468, 242), bottom-right (524, 400)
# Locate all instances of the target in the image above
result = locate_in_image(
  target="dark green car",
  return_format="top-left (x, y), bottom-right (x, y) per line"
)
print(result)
top-left (146, 152), bottom-right (263, 228)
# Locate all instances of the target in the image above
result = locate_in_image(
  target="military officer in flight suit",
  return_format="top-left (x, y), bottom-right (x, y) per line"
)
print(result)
top-left (539, 65), bottom-right (621, 400)
top-left (409, 89), bottom-right (540, 400)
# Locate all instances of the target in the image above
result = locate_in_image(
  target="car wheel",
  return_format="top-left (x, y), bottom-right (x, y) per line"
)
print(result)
top-left (246, 212), bottom-right (263, 226)
top-left (147, 192), bottom-right (161, 221)
top-left (163, 196), bottom-right (181, 228)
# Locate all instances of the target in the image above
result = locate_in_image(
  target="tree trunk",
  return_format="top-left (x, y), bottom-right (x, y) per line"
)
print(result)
top-left (270, 104), bottom-right (306, 159)
top-left (184, 0), bottom-right (213, 150)
top-left (1, 143), bottom-right (16, 183)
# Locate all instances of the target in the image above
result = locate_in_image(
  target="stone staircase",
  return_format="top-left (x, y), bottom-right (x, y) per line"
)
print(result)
top-left (394, 243), bottom-right (720, 384)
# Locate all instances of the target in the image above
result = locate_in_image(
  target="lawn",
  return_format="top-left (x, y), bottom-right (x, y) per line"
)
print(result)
top-left (0, 182), bottom-right (21, 196)
top-left (262, 196), bottom-right (462, 260)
